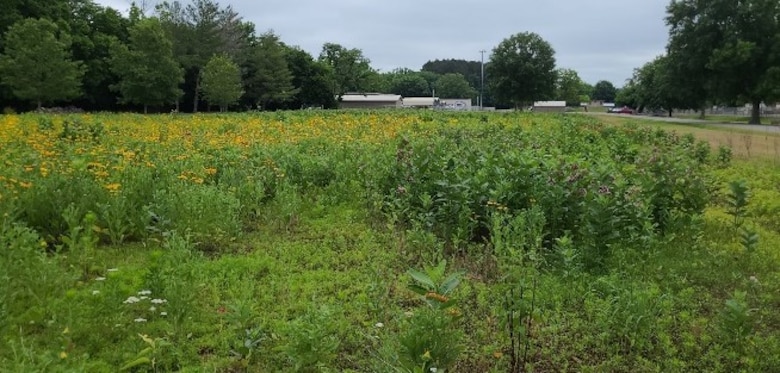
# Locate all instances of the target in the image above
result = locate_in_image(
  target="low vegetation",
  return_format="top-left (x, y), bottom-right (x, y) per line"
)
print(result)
top-left (1, 112), bottom-right (779, 372)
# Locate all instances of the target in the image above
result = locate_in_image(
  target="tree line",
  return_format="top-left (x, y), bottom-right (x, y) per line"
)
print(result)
top-left (0, 0), bottom-right (624, 113)
top-left (617, 0), bottom-right (780, 124)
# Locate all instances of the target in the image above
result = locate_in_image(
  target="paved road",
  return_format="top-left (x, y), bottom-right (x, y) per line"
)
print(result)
top-left (583, 113), bottom-right (780, 134)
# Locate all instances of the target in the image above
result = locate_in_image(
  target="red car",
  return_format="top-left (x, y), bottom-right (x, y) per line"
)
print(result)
top-left (609, 106), bottom-right (635, 114)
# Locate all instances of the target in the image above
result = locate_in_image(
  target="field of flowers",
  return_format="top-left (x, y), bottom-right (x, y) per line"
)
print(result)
top-left (1, 111), bottom-right (779, 372)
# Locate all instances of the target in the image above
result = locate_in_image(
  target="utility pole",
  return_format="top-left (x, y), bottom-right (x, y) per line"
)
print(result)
top-left (480, 49), bottom-right (486, 110)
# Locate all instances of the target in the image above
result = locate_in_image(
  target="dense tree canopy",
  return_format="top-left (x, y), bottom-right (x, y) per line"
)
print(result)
top-left (319, 43), bottom-right (377, 95)
top-left (243, 32), bottom-right (297, 110)
top-left (110, 17), bottom-right (183, 113)
top-left (4, 0), bottom-right (774, 117)
top-left (556, 68), bottom-right (588, 106)
top-left (385, 70), bottom-right (431, 97)
top-left (284, 46), bottom-right (337, 109)
top-left (435, 73), bottom-right (476, 100)
top-left (0, 18), bottom-right (84, 109)
top-left (592, 80), bottom-right (617, 103)
top-left (487, 32), bottom-right (557, 107)
top-left (666, 0), bottom-right (780, 123)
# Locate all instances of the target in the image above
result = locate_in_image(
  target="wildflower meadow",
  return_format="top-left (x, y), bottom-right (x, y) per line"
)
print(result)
top-left (1, 111), bottom-right (779, 372)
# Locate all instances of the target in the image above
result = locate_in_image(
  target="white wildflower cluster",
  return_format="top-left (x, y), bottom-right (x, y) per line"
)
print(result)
top-left (122, 289), bottom-right (170, 319)
top-left (123, 296), bottom-right (141, 304)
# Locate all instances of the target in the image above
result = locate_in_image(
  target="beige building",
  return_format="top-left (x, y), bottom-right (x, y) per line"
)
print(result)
top-left (402, 97), bottom-right (439, 108)
top-left (340, 93), bottom-right (402, 109)
top-left (533, 101), bottom-right (567, 113)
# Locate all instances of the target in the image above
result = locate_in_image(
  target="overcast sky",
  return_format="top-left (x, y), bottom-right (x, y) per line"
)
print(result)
top-left (95, 0), bottom-right (671, 87)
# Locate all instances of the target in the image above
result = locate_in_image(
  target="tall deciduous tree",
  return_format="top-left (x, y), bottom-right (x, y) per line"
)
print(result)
top-left (556, 68), bottom-right (586, 106)
top-left (284, 46), bottom-right (337, 109)
top-left (386, 70), bottom-right (431, 97)
top-left (628, 55), bottom-right (683, 116)
top-left (110, 17), bottom-right (183, 113)
top-left (243, 32), bottom-right (297, 110)
top-left (67, 1), bottom-right (130, 110)
top-left (0, 18), bottom-right (83, 109)
top-left (201, 54), bottom-right (242, 111)
top-left (667, 0), bottom-right (780, 124)
top-left (487, 32), bottom-right (557, 108)
top-left (592, 80), bottom-right (617, 102)
top-left (318, 43), bottom-right (376, 95)
top-left (435, 73), bottom-right (476, 99)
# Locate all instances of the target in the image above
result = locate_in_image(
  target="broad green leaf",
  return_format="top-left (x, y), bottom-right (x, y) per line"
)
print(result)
top-left (440, 271), bottom-right (465, 295)
top-left (407, 268), bottom-right (435, 290)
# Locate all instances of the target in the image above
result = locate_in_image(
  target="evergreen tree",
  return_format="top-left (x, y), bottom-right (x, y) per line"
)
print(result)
top-left (0, 18), bottom-right (84, 109)
top-left (243, 32), bottom-right (297, 109)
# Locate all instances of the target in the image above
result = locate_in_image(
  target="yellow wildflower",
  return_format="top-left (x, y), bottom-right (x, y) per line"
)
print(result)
top-left (105, 183), bottom-right (121, 193)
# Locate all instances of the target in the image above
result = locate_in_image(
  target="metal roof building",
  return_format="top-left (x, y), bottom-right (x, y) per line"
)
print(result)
top-left (339, 93), bottom-right (402, 109)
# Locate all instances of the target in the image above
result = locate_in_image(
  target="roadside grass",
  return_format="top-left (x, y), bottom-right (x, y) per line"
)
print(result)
top-left (674, 113), bottom-right (779, 125)
top-left (592, 113), bottom-right (780, 160)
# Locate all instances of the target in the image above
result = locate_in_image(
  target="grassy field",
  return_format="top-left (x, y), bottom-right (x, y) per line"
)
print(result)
top-left (673, 113), bottom-right (780, 125)
top-left (596, 113), bottom-right (780, 159)
top-left (1, 112), bottom-right (779, 372)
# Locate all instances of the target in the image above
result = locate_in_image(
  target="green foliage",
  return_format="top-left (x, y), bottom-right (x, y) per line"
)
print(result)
top-left (726, 180), bottom-right (749, 229)
top-left (201, 54), bottom-right (243, 111)
top-left (110, 17), bottom-right (183, 113)
top-left (555, 68), bottom-right (586, 106)
top-left (284, 46), bottom-right (338, 109)
top-left (319, 42), bottom-right (377, 95)
top-left (407, 260), bottom-right (464, 310)
top-left (396, 307), bottom-right (464, 373)
top-left (487, 32), bottom-right (557, 107)
top-left (719, 290), bottom-right (754, 344)
top-left (434, 73), bottom-right (476, 100)
top-left (592, 80), bottom-right (617, 102)
top-left (244, 32), bottom-right (298, 109)
top-left (279, 305), bottom-right (342, 372)
top-left (0, 18), bottom-right (84, 109)
top-left (666, 0), bottom-right (780, 124)
top-left (2, 112), bottom-right (780, 371)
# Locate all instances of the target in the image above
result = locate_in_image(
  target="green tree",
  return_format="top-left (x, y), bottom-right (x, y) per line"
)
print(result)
top-left (201, 54), bottom-right (242, 111)
top-left (435, 73), bottom-right (476, 99)
top-left (592, 80), bottom-right (617, 102)
top-left (615, 84), bottom-right (638, 109)
top-left (628, 55), bottom-right (687, 116)
top-left (243, 32), bottom-right (297, 109)
top-left (66, 1), bottom-right (131, 110)
top-left (556, 68), bottom-right (586, 106)
top-left (487, 32), bottom-right (557, 108)
top-left (667, 0), bottom-right (780, 124)
top-left (318, 43), bottom-right (376, 95)
top-left (284, 46), bottom-right (337, 109)
top-left (110, 17), bottom-right (183, 113)
top-left (0, 18), bottom-right (83, 109)
top-left (386, 70), bottom-right (430, 97)
top-left (156, 0), bottom-right (253, 112)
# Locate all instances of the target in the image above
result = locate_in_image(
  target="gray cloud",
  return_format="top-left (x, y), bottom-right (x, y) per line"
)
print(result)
top-left (97, 0), bottom-right (671, 86)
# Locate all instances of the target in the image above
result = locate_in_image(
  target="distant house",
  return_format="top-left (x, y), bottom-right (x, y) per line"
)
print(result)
top-left (402, 97), bottom-right (439, 108)
top-left (340, 93), bottom-right (402, 109)
top-left (439, 98), bottom-right (473, 111)
top-left (533, 101), bottom-right (567, 113)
